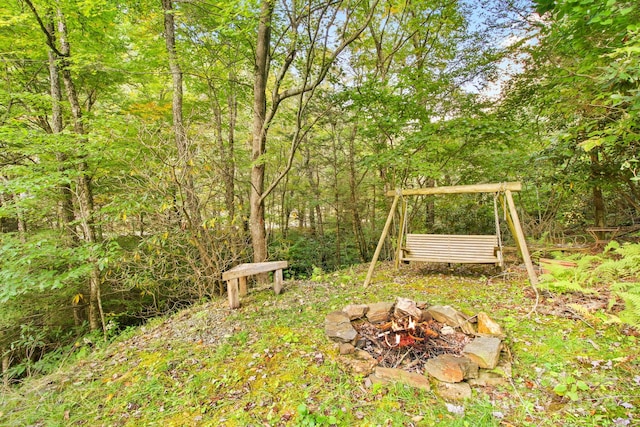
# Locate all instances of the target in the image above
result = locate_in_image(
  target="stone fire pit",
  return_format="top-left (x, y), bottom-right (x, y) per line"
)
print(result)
top-left (324, 297), bottom-right (511, 400)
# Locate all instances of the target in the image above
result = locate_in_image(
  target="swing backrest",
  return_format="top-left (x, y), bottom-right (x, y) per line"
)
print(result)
top-left (401, 233), bottom-right (503, 266)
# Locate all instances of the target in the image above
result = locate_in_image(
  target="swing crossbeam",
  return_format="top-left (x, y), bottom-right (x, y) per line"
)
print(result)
top-left (401, 233), bottom-right (503, 266)
top-left (384, 182), bottom-right (521, 197)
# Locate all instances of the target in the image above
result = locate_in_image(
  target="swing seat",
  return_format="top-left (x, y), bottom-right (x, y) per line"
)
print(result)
top-left (401, 234), bottom-right (503, 266)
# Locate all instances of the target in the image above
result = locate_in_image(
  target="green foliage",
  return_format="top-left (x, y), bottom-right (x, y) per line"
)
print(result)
top-left (552, 375), bottom-right (590, 402)
top-left (295, 404), bottom-right (339, 426)
top-left (270, 231), bottom-right (362, 278)
top-left (540, 243), bottom-right (640, 326)
top-left (611, 283), bottom-right (640, 326)
top-left (0, 231), bottom-right (122, 303)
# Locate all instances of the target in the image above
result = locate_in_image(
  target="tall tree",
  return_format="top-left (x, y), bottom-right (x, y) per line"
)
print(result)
top-left (161, 0), bottom-right (201, 229)
top-left (248, 0), bottom-right (379, 263)
top-left (23, 0), bottom-right (106, 331)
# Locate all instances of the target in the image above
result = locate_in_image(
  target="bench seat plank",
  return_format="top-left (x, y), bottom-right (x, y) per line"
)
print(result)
top-left (401, 234), bottom-right (501, 265)
top-left (223, 261), bottom-right (288, 309)
top-left (222, 261), bottom-right (288, 281)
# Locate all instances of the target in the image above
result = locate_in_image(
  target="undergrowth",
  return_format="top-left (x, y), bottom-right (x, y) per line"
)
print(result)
top-left (539, 242), bottom-right (640, 327)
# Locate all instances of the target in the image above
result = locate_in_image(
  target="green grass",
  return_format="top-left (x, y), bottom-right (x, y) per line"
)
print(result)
top-left (1, 263), bottom-right (638, 426)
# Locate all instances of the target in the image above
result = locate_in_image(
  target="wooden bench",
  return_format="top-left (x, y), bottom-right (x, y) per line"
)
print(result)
top-left (586, 227), bottom-right (620, 246)
top-left (222, 261), bottom-right (288, 309)
top-left (400, 234), bottom-right (503, 266)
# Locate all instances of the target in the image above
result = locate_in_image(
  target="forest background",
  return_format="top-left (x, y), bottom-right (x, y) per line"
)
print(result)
top-left (1, 0), bottom-right (638, 383)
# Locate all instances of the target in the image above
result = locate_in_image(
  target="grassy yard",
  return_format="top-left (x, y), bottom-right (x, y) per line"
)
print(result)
top-left (1, 262), bottom-right (638, 426)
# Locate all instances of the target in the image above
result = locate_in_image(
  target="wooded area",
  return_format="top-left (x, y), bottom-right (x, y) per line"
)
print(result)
top-left (1, 0), bottom-right (638, 385)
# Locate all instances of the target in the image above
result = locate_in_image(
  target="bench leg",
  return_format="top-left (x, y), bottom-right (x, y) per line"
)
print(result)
top-left (239, 276), bottom-right (248, 297)
top-left (273, 269), bottom-right (283, 295)
top-left (227, 278), bottom-right (240, 309)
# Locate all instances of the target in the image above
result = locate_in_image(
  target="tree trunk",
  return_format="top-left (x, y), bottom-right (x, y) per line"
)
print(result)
top-left (280, 174), bottom-right (290, 237)
top-left (590, 150), bottom-right (606, 231)
top-left (162, 0), bottom-right (201, 228)
top-left (224, 71), bottom-right (237, 223)
top-left (2, 350), bottom-right (9, 388)
top-left (162, 0), bottom-right (221, 295)
top-left (249, 0), bottom-right (273, 264)
top-left (52, 8), bottom-right (103, 333)
top-left (304, 147), bottom-right (323, 237)
top-left (347, 124), bottom-right (368, 261)
top-left (424, 178), bottom-right (435, 230)
top-left (46, 21), bottom-right (76, 239)
top-left (331, 128), bottom-right (341, 266)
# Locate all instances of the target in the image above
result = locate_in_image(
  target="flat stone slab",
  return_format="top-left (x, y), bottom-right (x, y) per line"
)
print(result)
top-left (435, 381), bottom-right (472, 401)
top-left (325, 311), bottom-right (357, 343)
top-left (343, 304), bottom-right (368, 320)
top-left (427, 305), bottom-right (461, 326)
top-left (468, 359), bottom-right (512, 387)
top-left (369, 367), bottom-right (431, 391)
top-left (424, 354), bottom-right (478, 383)
top-left (463, 337), bottom-right (502, 369)
top-left (339, 350), bottom-right (377, 375)
top-left (467, 370), bottom-right (508, 387)
top-left (366, 302), bottom-right (394, 323)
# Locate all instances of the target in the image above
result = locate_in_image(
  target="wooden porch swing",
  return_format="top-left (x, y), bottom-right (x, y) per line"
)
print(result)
top-left (363, 182), bottom-right (538, 286)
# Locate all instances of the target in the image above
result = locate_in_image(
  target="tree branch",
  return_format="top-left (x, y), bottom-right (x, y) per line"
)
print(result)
top-left (23, 0), bottom-right (68, 58)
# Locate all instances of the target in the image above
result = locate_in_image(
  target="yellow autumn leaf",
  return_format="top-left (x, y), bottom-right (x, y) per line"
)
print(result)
top-left (105, 393), bottom-right (114, 403)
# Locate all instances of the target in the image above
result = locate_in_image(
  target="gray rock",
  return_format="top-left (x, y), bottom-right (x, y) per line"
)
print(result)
top-left (440, 325), bottom-right (456, 335)
top-left (457, 315), bottom-right (476, 335)
top-left (427, 305), bottom-right (463, 327)
top-left (424, 354), bottom-right (478, 383)
top-left (435, 381), bottom-right (472, 400)
top-left (325, 311), bottom-right (357, 343)
top-left (368, 367), bottom-right (431, 391)
top-left (467, 371), bottom-right (508, 387)
top-left (340, 350), bottom-right (377, 375)
top-left (462, 337), bottom-right (502, 369)
top-left (468, 359), bottom-right (512, 387)
top-left (366, 302), bottom-right (394, 323)
top-left (343, 304), bottom-right (369, 320)
top-left (394, 297), bottom-right (422, 320)
top-left (338, 343), bottom-right (355, 355)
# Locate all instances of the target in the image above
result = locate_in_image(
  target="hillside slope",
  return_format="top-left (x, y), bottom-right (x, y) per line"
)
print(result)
top-left (1, 263), bottom-right (638, 426)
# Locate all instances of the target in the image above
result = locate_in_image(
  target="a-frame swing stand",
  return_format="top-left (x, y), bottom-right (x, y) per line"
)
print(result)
top-left (363, 182), bottom-right (538, 287)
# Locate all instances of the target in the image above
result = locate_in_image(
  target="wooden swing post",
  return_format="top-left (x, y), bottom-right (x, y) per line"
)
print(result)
top-left (504, 190), bottom-right (538, 285)
top-left (363, 192), bottom-right (400, 287)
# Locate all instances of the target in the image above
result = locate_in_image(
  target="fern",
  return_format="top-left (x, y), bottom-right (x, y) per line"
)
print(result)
top-left (592, 259), bottom-right (623, 283)
top-left (615, 243), bottom-right (640, 258)
top-left (539, 279), bottom-right (589, 294)
top-left (576, 255), bottom-right (602, 270)
top-left (567, 303), bottom-right (594, 317)
top-left (611, 282), bottom-right (640, 292)
top-left (603, 240), bottom-right (621, 254)
top-left (615, 291), bottom-right (640, 327)
top-left (540, 243), bottom-right (640, 326)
